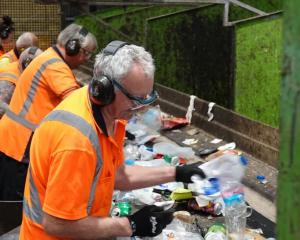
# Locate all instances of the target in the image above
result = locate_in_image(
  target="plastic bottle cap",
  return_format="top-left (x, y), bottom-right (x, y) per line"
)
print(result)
top-left (223, 193), bottom-right (244, 205)
top-left (125, 159), bottom-right (135, 165)
top-left (240, 156), bottom-right (248, 166)
top-left (256, 175), bottom-right (266, 181)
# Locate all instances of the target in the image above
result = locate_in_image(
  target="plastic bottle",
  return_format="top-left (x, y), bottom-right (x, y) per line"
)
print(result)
top-left (140, 106), bottom-right (162, 131)
top-left (223, 199), bottom-right (252, 240)
top-left (200, 154), bottom-right (248, 183)
top-left (221, 180), bottom-right (245, 206)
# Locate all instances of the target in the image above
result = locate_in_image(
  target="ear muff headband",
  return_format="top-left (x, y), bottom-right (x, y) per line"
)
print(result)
top-left (89, 40), bottom-right (128, 105)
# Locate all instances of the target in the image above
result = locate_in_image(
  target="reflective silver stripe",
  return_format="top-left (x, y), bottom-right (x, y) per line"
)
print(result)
top-left (19, 58), bottom-right (62, 118)
top-left (23, 167), bottom-right (43, 225)
top-left (43, 110), bottom-right (103, 214)
top-left (5, 108), bottom-right (36, 130)
top-left (0, 73), bottom-right (18, 80)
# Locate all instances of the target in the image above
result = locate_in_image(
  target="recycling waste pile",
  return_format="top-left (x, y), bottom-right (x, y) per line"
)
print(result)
top-left (113, 106), bottom-right (276, 240)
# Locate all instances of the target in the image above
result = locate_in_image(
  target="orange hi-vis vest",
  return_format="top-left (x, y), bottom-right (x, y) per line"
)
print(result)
top-left (20, 86), bottom-right (126, 240)
top-left (0, 47), bottom-right (80, 162)
top-left (0, 61), bottom-right (21, 85)
top-left (0, 48), bottom-right (18, 63)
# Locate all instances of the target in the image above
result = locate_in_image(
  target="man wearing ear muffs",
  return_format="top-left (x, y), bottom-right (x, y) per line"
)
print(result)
top-left (0, 46), bottom-right (43, 118)
top-left (19, 41), bottom-right (206, 240)
top-left (0, 23), bottom-right (98, 201)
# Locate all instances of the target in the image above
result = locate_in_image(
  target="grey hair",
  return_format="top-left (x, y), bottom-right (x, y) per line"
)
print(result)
top-left (94, 44), bottom-right (155, 84)
top-left (15, 32), bottom-right (38, 50)
top-left (18, 47), bottom-right (43, 71)
top-left (57, 23), bottom-right (98, 51)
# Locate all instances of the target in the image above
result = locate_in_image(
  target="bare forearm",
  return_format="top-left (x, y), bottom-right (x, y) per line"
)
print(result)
top-left (43, 213), bottom-right (132, 240)
top-left (115, 165), bottom-right (176, 190)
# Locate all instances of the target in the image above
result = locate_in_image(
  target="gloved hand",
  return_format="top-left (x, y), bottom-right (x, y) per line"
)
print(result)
top-left (175, 163), bottom-right (206, 183)
top-left (126, 205), bottom-right (173, 237)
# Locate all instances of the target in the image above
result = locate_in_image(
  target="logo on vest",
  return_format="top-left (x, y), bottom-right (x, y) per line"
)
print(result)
top-left (150, 216), bottom-right (157, 234)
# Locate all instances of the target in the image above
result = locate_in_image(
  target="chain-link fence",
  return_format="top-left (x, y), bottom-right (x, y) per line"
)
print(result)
top-left (0, 0), bottom-right (61, 50)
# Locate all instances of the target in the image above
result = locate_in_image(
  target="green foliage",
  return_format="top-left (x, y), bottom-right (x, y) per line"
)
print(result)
top-left (75, 6), bottom-right (191, 50)
top-left (92, 6), bottom-right (141, 18)
top-left (235, 17), bottom-right (282, 127)
top-left (147, 5), bottom-right (235, 108)
top-left (240, 0), bottom-right (282, 12)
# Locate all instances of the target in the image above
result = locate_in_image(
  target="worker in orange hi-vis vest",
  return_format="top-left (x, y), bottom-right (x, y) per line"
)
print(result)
top-left (0, 15), bottom-right (15, 57)
top-left (0, 31), bottom-right (38, 68)
top-left (19, 41), bottom-right (207, 240)
top-left (0, 46), bottom-right (43, 118)
top-left (0, 23), bottom-right (98, 201)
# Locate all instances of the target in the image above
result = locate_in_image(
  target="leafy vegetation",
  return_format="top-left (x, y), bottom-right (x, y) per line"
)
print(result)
top-left (235, 16), bottom-right (282, 127)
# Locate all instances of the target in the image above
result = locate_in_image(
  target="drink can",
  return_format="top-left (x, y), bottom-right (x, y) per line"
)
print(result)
top-left (117, 202), bottom-right (132, 216)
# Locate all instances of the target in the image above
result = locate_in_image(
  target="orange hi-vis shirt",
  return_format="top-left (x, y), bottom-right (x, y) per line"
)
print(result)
top-left (0, 47), bottom-right (80, 162)
top-left (20, 86), bottom-right (126, 240)
top-left (0, 61), bottom-right (21, 85)
top-left (0, 48), bottom-right (18, 63)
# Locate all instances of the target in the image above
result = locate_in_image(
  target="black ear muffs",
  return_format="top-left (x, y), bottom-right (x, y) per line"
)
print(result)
top-left (21, 46), bottom-right (38, 70)
top-left (89, 75), bottom-right (115, 105)
top-left (65, 27), bottom-right (89, 56)
top-left (89, 40), bottom-right (128, 106)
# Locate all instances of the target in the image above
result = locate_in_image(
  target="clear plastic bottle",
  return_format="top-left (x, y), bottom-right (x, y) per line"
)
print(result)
top-left (221, 180), bottom-right (245, 206)
top-left (140, 106), bottom-right (162, 131)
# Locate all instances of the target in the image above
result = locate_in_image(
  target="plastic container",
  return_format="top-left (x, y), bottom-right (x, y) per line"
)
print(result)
top-left (221, 181), bottom-right (245, 206)
top-left (140, 107), bottom-right (162, 131)
top-left (200, 154), bottom-right (248, 184)
top-left (124, 144), bottom-right (140, 160)
top-left (224, 202), bottom-right (252, 240)
top-left (153, 142), bottom-right (195, 159)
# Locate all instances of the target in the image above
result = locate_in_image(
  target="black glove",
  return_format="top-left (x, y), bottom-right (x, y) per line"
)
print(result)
top-left (175, 164), bottom-right (206, 183)
top-left (126, 205), bottom-right (174, 237)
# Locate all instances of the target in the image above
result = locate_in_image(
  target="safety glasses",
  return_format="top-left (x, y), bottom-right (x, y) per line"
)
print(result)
top-left (112, 79), bottom-right (159, 107)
